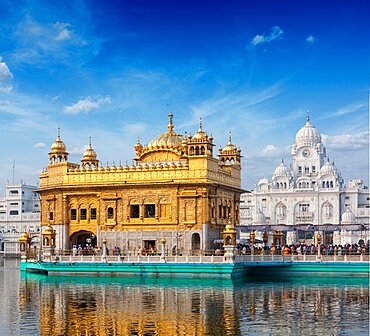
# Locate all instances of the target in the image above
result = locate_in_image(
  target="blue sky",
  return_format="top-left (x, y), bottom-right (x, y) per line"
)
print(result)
top-left (0, 0), bottom-right (368, 190)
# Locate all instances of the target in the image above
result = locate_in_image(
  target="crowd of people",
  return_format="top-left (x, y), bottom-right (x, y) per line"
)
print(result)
top-left (238, 242), bottom-right (370, 255)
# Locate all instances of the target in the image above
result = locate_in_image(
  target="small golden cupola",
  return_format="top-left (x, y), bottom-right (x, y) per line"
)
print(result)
top-left (134, 138), bottom-right (143, 158)
top-left (81, 137), bottom-right (99, 168)
top-left (218, 131), bottom-right (242, 166)
top-left (188, 118), bottom-right (214, 157)
top-left (49, 127), bottom-right (69, 164)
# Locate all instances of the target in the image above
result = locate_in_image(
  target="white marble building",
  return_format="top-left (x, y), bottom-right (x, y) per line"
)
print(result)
top-left (240, 117), bottom-right (369, 246)
top-left (0, 183), bottom-right (40, 255)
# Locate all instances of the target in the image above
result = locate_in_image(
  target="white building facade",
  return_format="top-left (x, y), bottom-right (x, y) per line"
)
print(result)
top-left (240, 117), bottom-right (369, 246)
top-left (0, 183), bottom-right (40, 255)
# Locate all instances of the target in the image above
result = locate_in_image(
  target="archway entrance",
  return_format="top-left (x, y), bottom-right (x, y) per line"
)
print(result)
top-left (70, 230), bottom-right (97, 249)
top-left (191, 233), bottom-right (201, 252)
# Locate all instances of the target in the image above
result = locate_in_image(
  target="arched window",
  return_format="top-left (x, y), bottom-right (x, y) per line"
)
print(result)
top-left (330, 181), bottom-right (333, 188)
top-left (284, 182), bottom-right (287, 189)
top-left (44, 237), bottom-right (49, 246)
top-left (200, 146), bottom-right (205, 155)
top-left (322, 181), bottom-right (325, 188)
top-left (190, 147), bottom-right (194, 155)
top-left (195, 146), bottom-right (200, 155)
top-left (107, 207), bottom-right (114, 219)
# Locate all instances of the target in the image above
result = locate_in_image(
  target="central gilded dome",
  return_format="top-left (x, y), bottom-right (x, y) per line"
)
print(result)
top-left (147, 113), bottom-right (183, 149)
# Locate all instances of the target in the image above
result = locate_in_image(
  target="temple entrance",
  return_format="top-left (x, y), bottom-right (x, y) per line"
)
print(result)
top-left (143, 240), bottom-right (156, 255)
top-left (191, 233), bottom-right (201, 251)
top-left (70, 230), bottom-right (97, 249)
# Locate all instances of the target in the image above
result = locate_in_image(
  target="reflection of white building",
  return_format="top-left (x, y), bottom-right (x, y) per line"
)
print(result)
top-left (240, 117), bottom-right (370, 245)
top-left (0, 183), bottom-right (40, 255)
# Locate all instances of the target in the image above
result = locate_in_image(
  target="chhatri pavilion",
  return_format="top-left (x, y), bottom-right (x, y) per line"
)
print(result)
top-left (38, 114), bottom-right (243, 253)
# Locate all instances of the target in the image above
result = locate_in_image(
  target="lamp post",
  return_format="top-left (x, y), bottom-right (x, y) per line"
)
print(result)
top-left (102, 236), bottom-right (107, 262)
top-left (316, 233), bottom-right (322, 257)
top-left (250, 230), bottom-right (255, 255)
top-left (160, 238), bottom-right (166, 261)
top-left (176, 231), bottom-right (182, 255)
top-left (263, 232), bottom-right (268, 251)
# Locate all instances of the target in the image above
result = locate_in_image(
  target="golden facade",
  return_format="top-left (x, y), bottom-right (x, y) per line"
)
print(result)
top-left (39, 114), bottom-right (243, 252)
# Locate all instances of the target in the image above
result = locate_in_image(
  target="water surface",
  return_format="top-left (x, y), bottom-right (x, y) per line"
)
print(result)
top-left (0, 258), bottom-right (368, 335)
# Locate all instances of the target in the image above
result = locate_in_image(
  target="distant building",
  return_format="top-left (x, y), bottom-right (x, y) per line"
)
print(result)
top-left (240, 116), bottom-right (369, 246)
top-left (38, 114), bottom-right (243, 253)
top-left (0, 183), bottom-right (40, 255)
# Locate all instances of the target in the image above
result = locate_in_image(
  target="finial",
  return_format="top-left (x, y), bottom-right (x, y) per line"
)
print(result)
top-left (89, 136), bottom-right (92, 148)
top-left (228, 131), bottom-right (232, 144)
top-left (306, 110), bottom-right (310, 122)
top-left (57, 127), bottom-right (61, 140)
top-left (281, 157), bottom-right (284, 164)
top-left (167, 113), bottom-right (174, 133)
top-left (199, 117), bottom-right (203, 130)
top-left (137, 137), bottom-right (140, 143)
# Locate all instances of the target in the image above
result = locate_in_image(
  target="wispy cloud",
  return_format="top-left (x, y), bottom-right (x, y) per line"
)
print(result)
top-left (33, 142), bottom-right (46, 148)
top-left (305, 35), bottom-right (316, 45)
top-left (332, 103), bottom-right (366, 117)
top-left (0, 57), bottom-right (13, 94)
top-left (11, 15), bottom-right (98, 65)
top-left (53, 22), bottom-right (73, 41)
top-left (186, 83), bottom-right (284, 128)
top-left (258, 144), bottom-right (290, 158)
top-left (250, 26), bottom-right (284, 46)
top-left (122, 122), bottom-right (148, 137)
top-left (63, 96), bottom-right (111, 115)
top-left (322, 131), bottom-right (369, 151)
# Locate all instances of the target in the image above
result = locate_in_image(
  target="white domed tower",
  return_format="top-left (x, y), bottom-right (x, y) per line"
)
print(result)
top-left (272, 158), bottom-right (292, 190)
top-left (291, 115), bottom-right (327, 182)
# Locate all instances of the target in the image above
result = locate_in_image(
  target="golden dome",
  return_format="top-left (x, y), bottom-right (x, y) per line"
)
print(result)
top-left (193, 118), bottom-right (207, 140)
top-left (81, 137), bottom-right (99, 167)
top-left (19, 231), bottom-right (29, 241)
top-left (134, 138), bottom-right (143, 151)
top-left (43, 224), bottom-right (54, 234)
top-left (83, 137), bottom-right (97, 160)
top-left (147, 113), bottom-right (183, 149)
top-left (223, 131), bottom-right (237, 152)
top-left (50, 127), bottom-right (67, 153)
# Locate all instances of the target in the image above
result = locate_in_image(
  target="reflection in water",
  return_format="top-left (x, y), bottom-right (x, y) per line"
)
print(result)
top-left (1, 259), bottom-right (369, 336)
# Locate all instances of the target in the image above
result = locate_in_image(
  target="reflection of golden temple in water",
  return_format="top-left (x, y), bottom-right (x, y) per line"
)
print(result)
top-left (17, 273), bottom-right (369, 336)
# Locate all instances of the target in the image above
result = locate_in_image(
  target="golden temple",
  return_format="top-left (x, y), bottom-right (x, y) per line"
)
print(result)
top-left (39, 114), bottom-right (243, 253)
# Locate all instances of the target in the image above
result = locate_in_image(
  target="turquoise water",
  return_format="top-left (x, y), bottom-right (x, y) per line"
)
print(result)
top-left (1, 258), bottom-right (369, 335)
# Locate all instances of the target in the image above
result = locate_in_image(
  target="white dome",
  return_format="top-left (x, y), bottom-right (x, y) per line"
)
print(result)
top-left (341, 208), bottom-right (356, 224)
top-left (273, 159), bottom-right (289, 178)
top-left (253, 209), bottom-right (266, 224)
top-left (258, 178), bottom-right (269, 185)
top-left (295, 116), bottom-right (321, 146)
top-left (320, 159), bottom-right (335, 176)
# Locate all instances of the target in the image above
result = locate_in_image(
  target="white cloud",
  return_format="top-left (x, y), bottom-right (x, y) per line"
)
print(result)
top-left (0, 85), bottom-right (13, 94)
top-left (0, 58), bottom-right (13, 94)
top-left (322, 131), bottom-right (369, 150)
top-left (51, 95), bottom-right (61, 101)
top-left (332, 103), bottom-right (365, 117)
top-left (186, 83), bottom-right (284, 128)
top-left (250, 26), bottom-right (284, 46)
top-left (122, 122), bottom-right (148, 136)
top-left (0, 58), bottom-right (13, 80)
top-left (68, 146), bottom-right (86, 155)
top-left (305, 35), bottom-right (316, 45)
top-left (255, 144), bottom-right (290, 158)
top-left (63, 96), bottom-right (111, 115)
top-left (34, 142), bottom-right (46, 148)
top-left (54, 22), bottom-right (73, 41)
